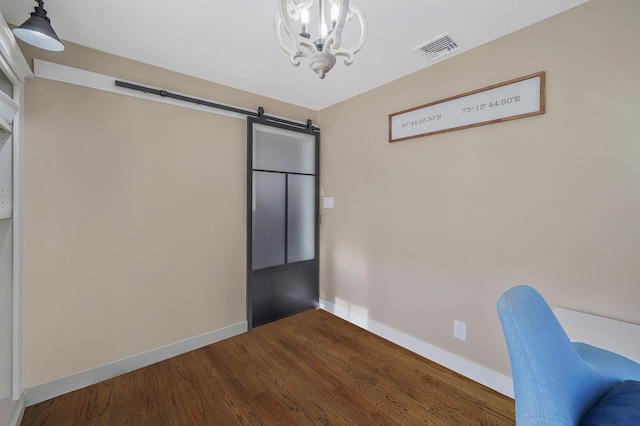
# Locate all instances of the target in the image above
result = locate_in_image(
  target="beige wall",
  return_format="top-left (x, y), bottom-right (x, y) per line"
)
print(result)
top-left (19, 42), bottom-right (317, 387)
top-left (318, 0), bottom-right (640, 376)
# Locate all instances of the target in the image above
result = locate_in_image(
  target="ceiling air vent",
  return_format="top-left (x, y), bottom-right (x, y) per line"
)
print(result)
top-left (414, 32), bottom-right (464, 61)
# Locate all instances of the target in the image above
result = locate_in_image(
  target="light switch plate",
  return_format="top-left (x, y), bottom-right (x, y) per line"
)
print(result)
top-left (322, 197), bottom-right (334, 208)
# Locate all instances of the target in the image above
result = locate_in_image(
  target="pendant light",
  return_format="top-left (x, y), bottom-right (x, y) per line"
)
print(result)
top-left (12, 0), bottom-right (65, 52)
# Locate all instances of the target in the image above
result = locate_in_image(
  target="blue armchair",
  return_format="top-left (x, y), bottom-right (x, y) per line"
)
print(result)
top-left (497, 285), bottom-right (640, 425)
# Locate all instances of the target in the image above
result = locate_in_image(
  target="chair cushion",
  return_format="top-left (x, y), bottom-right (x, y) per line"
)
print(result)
top-left (580, 380), bottom-right (640, 426)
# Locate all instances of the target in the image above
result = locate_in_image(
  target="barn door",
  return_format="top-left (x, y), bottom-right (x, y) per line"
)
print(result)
top-left (247, 119), bottom-right (319, 328)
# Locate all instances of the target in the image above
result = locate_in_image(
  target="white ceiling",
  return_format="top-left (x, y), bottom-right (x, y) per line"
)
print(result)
top-left (0, 0), bottom-right (589, 111)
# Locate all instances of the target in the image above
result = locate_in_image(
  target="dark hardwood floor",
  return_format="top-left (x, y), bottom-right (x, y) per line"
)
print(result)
top-left (22, 309), bottom-right (515, 425)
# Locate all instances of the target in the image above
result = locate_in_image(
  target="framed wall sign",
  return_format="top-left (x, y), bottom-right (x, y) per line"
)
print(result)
top-left (389, 71), bottom-right (545, 142)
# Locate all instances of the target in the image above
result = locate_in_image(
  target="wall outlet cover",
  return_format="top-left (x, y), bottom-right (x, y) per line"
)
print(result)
top-left (454, 320), bottom-right (467, 341)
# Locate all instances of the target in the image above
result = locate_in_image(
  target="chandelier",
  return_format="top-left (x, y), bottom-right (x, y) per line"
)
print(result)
top-left (275, 0), bottom-right (367, 79)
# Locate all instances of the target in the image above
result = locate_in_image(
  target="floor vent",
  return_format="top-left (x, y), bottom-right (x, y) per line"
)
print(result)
top-left (414, 32), bottom-right (464, 61)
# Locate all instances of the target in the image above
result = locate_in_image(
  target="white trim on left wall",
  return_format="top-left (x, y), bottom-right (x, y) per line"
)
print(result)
top-left (7, 393), bottom-right (25, 426)
top-left (25, 321), bottom-right (247, 406)
top-left (0, 10), bottom-right (34, 412)
top-left (11, 80), bottom-right (26, 403)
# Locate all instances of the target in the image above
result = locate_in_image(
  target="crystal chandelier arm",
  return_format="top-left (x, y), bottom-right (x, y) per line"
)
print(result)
top-left (332, 3), bottom-right (367, 65)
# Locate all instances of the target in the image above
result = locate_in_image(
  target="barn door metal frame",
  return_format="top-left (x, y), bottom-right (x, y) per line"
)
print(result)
top-left (246, 117), bottom-right (320, 329)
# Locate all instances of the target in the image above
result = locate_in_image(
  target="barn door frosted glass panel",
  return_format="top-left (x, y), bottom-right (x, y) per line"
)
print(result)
top-left (287, 174), bottom-right (315, 263)
top-left (252, 171), bottom-right (286, 269)
top-left (253, 124), bottom-right (315, 174)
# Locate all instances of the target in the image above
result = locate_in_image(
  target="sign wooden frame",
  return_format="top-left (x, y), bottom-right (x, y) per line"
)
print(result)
top-left (389, 71), bottom-right (545, 142)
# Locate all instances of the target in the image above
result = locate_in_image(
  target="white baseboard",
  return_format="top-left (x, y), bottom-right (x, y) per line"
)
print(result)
top-left (25, 321), bottom-right (247, 406)
top-left (319, 299), bottom-right (514, 398)
top-left (23, 305), bottom-right (514, 408)
top-left (8, 393), bottom-right (25, 426)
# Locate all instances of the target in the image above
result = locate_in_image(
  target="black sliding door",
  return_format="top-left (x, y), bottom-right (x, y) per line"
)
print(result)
top-left (247, 118), bottom-right (319, 329)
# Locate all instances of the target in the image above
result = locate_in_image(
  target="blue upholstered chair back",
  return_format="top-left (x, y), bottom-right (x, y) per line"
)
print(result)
top-left (497, 285), bottom-right (625, 425)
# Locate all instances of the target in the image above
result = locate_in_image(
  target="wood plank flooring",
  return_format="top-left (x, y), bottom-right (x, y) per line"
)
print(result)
top-left (22, 309), bottom-right (515, 425)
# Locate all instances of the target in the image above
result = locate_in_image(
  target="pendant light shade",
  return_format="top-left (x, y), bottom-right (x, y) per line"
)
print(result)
top-left (12, 0), bottom-right (65, 52)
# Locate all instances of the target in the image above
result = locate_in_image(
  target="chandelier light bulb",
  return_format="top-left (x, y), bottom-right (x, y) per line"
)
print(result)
top-left (330, 4), bottom-right (339, 29)
top-left (300, 9), bottom-right (310, 37)
top-left (301, 9), bottom-right (310, 25)
top-left (275, 0), bottom-right (368, 79)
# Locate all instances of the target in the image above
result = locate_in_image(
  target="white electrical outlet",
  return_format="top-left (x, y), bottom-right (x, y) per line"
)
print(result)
top-left (454, 320), bottom-right (467, 341)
